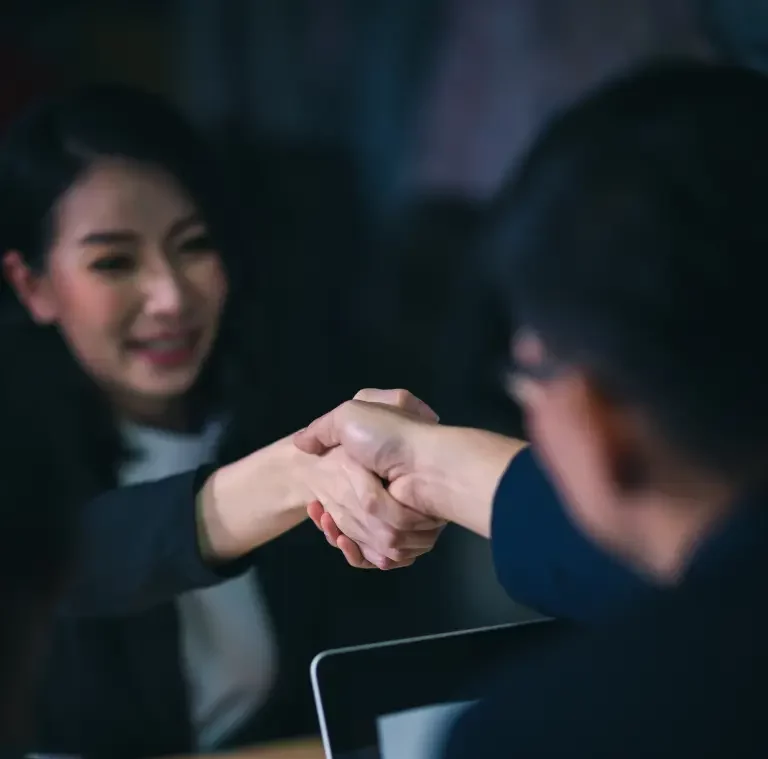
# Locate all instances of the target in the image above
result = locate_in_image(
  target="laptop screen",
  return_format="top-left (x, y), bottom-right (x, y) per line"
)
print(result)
top-left (312, 618), bottom-right (562, 759)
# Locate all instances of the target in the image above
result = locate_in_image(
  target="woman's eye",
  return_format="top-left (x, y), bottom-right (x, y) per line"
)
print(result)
top-left (89, 254), bottom-right (135, 274)
top-left (180, 234), bottom-right (215, 253)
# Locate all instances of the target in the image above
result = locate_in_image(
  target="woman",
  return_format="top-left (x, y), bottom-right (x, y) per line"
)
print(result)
top-left (0, 85), bottom-right (442, 757)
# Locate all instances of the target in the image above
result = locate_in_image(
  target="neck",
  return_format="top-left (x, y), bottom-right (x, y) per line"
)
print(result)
top-left (115, 393), bottom-right (194, 433)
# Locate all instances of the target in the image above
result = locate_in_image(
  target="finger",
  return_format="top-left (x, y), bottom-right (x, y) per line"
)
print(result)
top-left (387, 476), bottom-right (447, 532)
top-left (388, 556), bottom-right (416, 570)
top-left (336, 530), bottom-right (394, 570)
top-left (363, 485), bottom-right (444, 533)
top-left (319, 508), bottom-right (403, 568)
top-left (353, 388), bottom-right (439, 423)
top-left (307, 501), bottom-right (325, 531)
top-left (359, 530), bottom-right (443, 562)
top-left (336, 535), bottom-right (377, 569)
top-left (321, 479), bottom-right (435, 565)
top-left (293, 412), bottom-right (340, 454)
top-left (320, 512), bottom-right (343, 547)
top-left (388, 524), bottom-right (446, 553)
top-left (355, 540), bottom-right (402, 570)
top-left (349, 537), bottom-right (416, 571)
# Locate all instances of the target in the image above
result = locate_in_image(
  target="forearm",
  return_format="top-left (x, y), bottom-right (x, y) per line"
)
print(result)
top-left (61, 438), bottom-right (321, 617)
top-left (63, 471), bottom-right (243, 616)
top-left (402, 425), bottom-right (528, 537)
top-left (196, 435), bottom-right (316, 561)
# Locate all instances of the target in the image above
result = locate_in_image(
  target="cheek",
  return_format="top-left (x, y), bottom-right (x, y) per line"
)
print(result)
top-left (525, 396), bottom-right (611, 539)
top-left (52, 277), bottom-right (129, 347)
top-left (189, 257), bottom-right (228, 315)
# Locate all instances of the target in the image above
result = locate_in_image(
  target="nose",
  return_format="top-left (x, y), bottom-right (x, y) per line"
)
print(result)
top-left (141, 261), bottom-right (186, 318)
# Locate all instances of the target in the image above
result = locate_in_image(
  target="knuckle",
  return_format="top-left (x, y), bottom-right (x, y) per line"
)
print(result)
top-left (379, 527), bottom-right (401, 551)
top-left (353, 387), bottom-right (415, 408)
top-left (361, 547), bottom-right (384, 567)
top-left (390, 510), bottom-right (413, 532)
top-left (360, 491), bottom-right (379, 515)
top-left (389, 547), bottom-right (410, 564)
top-left (393, 389), bottom-right (411, 407)
top-left (376, 530), bottom-right (409, 562)
top-left (339, 399), bottom-right (357, 419)
top-left (365, 528), bottom-right (391, 557)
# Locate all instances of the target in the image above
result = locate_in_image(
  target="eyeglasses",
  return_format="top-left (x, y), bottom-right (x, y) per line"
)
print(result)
top-left (503, 330), bottom-right (564, 403)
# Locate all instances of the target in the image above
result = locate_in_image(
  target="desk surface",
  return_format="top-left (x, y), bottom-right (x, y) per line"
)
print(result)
top-left (182, 737), bottom-right (324, 759)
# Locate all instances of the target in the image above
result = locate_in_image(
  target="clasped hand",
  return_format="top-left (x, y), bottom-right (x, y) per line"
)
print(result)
top-left (296, 389), bottom-right (442, 570)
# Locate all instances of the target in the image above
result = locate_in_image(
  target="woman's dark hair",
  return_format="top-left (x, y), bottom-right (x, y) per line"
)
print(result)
top-left (0, 82), bottom-right (240, 289)
top-left (0, 360), bottom-right (78, 745)
top-left (490, 60), bottom-right (768, 481)
top-left (0, 84), bottom-right (249, 487)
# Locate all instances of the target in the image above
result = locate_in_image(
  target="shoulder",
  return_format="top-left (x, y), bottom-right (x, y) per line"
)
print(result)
top-left (445, 592), bottom-right (768, 758)
top-left (0, 326), bottom-right (114, 500)
top-left (490, 447), bottom-right (659, 622)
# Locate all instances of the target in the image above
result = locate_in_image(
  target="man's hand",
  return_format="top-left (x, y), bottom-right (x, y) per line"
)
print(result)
top-left (295, 388), bottom-right (436, 473)
top-left (296, 388), bottom-right (527, 565)
top-left (295, 389), bottom-right (445, 567)
top-left (303, 444), bottom-right (444, 569)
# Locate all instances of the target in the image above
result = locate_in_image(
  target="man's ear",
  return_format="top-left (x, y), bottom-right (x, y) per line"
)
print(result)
top-left (2, 250), bottom-right (57, 324)
top-left (582, 379), bottom-right (649, 493)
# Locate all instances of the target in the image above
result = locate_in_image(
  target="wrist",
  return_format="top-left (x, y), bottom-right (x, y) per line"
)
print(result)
top-left (196, 436), bottom-right (313, 561)
top-left (404, 425), bottom-right (527, 536)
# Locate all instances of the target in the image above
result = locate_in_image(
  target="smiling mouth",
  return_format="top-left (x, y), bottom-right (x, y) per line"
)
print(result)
top-left (126, 331), bottom-right (202, 368)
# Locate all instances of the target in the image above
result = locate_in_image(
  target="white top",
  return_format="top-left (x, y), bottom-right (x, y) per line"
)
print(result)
top-left (119, 419), bottom-right (278, 751)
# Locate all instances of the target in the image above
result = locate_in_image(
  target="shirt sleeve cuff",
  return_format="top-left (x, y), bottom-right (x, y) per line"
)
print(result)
top-left (190, 464), bottom-right (259, 581)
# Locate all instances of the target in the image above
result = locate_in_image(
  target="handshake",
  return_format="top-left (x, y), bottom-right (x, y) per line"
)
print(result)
top-left (200, 388), bottom-right (521, 567)
top-left (293, 388), bottom-right (446, 570)
top-left (291, 388), bottom-right (524, 570)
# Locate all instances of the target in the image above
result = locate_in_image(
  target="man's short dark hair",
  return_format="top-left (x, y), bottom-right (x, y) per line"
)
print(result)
top-left (492, 60), bottom-right (768, 481)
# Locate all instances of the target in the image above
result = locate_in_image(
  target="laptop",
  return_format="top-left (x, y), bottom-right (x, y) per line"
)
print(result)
top-left (311, 617), bottom-right (561, 759)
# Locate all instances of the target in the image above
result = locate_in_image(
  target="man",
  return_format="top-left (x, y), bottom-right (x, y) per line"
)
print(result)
top-left (296, 61), bottom-right (768, 756)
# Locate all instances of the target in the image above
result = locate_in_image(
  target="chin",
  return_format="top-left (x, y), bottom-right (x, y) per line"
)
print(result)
top-left (132, 370), bottom-right (201, 400)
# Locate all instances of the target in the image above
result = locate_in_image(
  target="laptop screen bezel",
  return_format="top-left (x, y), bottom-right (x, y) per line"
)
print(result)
top-left (311, 618), bottom-right (562, 757)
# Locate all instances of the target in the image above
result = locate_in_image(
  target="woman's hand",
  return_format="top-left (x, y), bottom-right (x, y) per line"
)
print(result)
top-left (196, 391), bottom-right (443, 570)
top-left (302, 445), bottom-right (445, 569)
top-left (298, 389), bottom-right (446, 569)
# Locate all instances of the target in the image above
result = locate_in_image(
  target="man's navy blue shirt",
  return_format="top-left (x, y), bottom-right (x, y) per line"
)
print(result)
top-left (444, 448), bottom-right (767, 758)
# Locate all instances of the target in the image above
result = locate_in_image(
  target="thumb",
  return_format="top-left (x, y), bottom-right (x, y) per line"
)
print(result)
top-left (353, 388), bottom-right (439, 423)
top-left (293, 408), bottom-right (344, 454)
top-left (387, 474), bottom-right (417, 512)
top-left (389, 475), bottom-right (446, 526)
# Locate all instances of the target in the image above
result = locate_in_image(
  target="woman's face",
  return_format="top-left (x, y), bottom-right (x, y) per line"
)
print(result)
top-left (13, 158), bottom-right (228, 415)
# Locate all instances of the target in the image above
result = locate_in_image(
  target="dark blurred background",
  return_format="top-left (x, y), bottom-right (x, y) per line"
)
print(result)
top-left (3, 0), bottom-right (761, 631)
